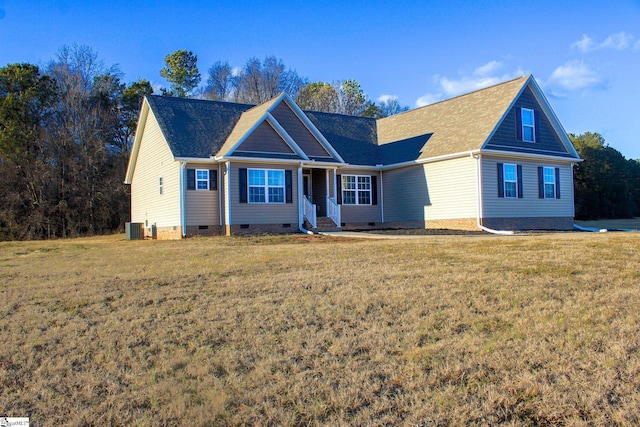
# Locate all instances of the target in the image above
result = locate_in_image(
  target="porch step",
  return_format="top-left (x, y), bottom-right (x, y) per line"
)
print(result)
top-left (312, 216), bottom-right (341, 232)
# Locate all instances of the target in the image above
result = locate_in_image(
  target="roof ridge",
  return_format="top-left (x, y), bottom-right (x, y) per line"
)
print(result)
top-left (379, 74), bottom-right (531, 121)
top-left (147, 94), bottom-right (256, 108)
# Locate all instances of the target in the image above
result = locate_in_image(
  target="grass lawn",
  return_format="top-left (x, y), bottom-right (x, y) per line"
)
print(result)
top-left (1, 232), bottom-right (639, 425)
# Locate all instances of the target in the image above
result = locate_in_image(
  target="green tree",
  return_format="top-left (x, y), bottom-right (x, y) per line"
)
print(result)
top-left (340, 79), bottom-right (367, 116)
top-left (295, 81), bottom-right (340, 113)
top-left (570, 132), bottom-right (638, 219)
top-left (0, 63), bottom-right (56, 239)
top-left (122, 79), bottom-right (153, 148)
top-left (160, 50), bottom-right (201, 97)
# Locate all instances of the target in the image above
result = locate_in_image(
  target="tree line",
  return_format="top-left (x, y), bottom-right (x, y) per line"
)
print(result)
top-left (0, 46), bottom-right (638, 240)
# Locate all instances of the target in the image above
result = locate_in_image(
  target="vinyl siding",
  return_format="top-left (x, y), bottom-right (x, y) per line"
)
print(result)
top-left (235, 121), bottom-right (296, 154)
top-left (422, 156), bottom-right (478, 221)
top-left (338, 169), bottom-right (382, 223)
top-left (230, 162), bottom-right (299, 224)
top-left (185, 163), bottom-right (220, 226)
top-left (382, 165), bottom-right (430, 222)
top-left (130, 110), bottom-right (181, 228)
top-left (485, 87), bottom-right (568, 156)
top-left (271, 102), bottom-right (333, 158)
top-left (481, 156), bottom-right (574, 218)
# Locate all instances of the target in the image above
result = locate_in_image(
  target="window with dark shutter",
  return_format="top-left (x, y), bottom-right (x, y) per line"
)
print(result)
top-left (285, 170), bottom-right (292, 203)
top-left (239, 168), bottom-right (247, 203)
top-left (517, 165), bottom-right (523, 198)
top-left (209, 170), bottom-right (218, 191)
top-left (555, 168), bottom-right (561, 199)
top-left (187, 169), bottom-right (195, 190)
top-left (497, 163), bottom-right (504, 198)
top-left (371, 175), bottom-right (378, 205)
top-left (538, 167), bottom-right (545, 199)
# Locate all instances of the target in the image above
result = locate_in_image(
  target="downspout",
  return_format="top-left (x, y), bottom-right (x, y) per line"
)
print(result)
top-left (474, 153), bottom-right (514, 236)
top-left (298, 162), bottom-right (313, 235)
top-left (180, 161), bottom-right (187, 237)
top-left (379, 169), bottom-right (384, 223)
top-left (224, 161), bottom-right (231, 235)
top-left (218, 163), bottom-right (223, 230)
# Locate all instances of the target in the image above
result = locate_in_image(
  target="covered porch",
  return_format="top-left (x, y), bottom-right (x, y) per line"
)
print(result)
top-left (301, 167), bottom-right (341, 230)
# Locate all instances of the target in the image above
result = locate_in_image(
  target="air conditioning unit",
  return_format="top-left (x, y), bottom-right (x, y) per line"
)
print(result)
top-left (125, 222), bottom-right (144, 240)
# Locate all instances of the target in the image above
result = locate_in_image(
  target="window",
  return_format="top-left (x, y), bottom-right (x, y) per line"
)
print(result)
top-left (503, 164), bottom-right (518, 198)
top-left (521, 108), bottom-right (535, 142)
top-left (248, 169), bottom-right (285, 203)
top-left (342, 175), bottom-right (371, 205)
top-left (159, 177), bottom-right (163, 195)
top-left (543, 167), bottom-right (555, 199)
top-left (196, 169), bottom-right (209, 190)
top-left (539, 166), bottom-right (560, 199)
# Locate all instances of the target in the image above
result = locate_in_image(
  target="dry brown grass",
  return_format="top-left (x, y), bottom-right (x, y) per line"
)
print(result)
top-left (1, 232), bottom-right (639, 426)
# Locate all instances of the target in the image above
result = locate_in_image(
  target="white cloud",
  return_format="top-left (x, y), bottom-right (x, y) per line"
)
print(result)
top-left (231, 66), bottom-right (243, 77)
top-left (547, 60), bottom-right (600, 91)
top-left (436, 62), bottom-right (525, 97)
top-left (572, 34), bottom-right (595, 52)
top-left (572, 32), bottom-right (636, 52)
top-left (414, 61), bottom-right (526, 107)
top-left (415, 93), bottom-right (443, 107)
top-left (377, 94), bottom-right (398, 103)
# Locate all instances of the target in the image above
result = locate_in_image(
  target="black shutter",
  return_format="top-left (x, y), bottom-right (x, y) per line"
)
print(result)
top-left (555, 167), bottom-right (561, 199)
top-left (497, 163), bottom-right (504, 198)
top-left (515, 108), bottom-right (523, 141)
top-left (538, 166), bottom-right (545, 199)
top-left (187, 169), bottom-right (195, 190)
top-left (239, 168), bottom-right (247, 203)
top-left (285, 170), bottom-right (292, 203)
top-left (336, 174), bottom-right (342, 204)
top-left (210, 169), bottom-right (217, 191)
top-left (371, 175), bottom-right (378, 205)
top-left (534, 110), bottom-right (541, 143)
top-left (517, 165), bottom-right (523, 199)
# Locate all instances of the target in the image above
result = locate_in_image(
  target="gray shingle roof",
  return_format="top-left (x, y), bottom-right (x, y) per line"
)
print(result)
top-left (304, 111), bottom-right (379, 165)
top-left (146, 95), bottom-right (253, 158)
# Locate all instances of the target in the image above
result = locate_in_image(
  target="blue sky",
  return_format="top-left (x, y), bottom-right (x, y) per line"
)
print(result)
top-left (1, 0), bottom-right (639, 158)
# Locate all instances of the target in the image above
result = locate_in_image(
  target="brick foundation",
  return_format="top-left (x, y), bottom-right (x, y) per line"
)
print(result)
top-left (144, 226), bottom-right (183, 240)
top-left (227, 223), bottom-right (299, 235)
top-left (425, 218), bottom-right (478, 231)
top-left (185, 225), bottom-right (224, 237)
top-left (482, 217), bottom-right (574, 231)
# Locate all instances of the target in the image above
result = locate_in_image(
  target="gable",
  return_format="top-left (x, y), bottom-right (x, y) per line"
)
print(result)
top-left (234, 121), bottom-right (298, 156)
top-left (270, 102), bottom-right (333, 159)
top-left (484, 86), bottom-right (571, 157)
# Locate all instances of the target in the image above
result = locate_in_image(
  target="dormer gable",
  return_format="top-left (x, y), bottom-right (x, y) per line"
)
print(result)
top-left (483, 77), bottom-right (580, 159)
top-left (216, 93), bottom-right (344, 162)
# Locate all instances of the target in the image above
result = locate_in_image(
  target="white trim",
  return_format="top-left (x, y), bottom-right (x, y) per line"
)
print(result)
top-left (224, 161), bottom-right (231, 228)
top-left (264, 114), bottom-right (309, 160)
top-left (521, 108), bottom-right (535, 142)
top-left (195, 169), bottom-right (209, 191)
top-left (340, 174), bottom-right (372, 205)
top-left (125, 99), bottom-right (152, 183)
top-left (218, 163), bottom-right (224, 228)
top-left (379, 170), bottom-right (384, 223)
top-left (542, 166), bottom-right (556, 199)
top-left (480, 149), bottom-right (582, 163)
top-left (503, 163), bottom-right (518, 199)
top-left (247, 168), bottom-right (286, 204)
top-left (180, 161), bottom-right (186, 237)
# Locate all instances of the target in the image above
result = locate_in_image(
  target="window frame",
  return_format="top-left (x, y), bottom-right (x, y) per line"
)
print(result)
top-left (503, 164), bottom-right (518, 199)
top-left (195, 169), bottom-right (209, 191)
top-left (543, 166), bottom-right (556, 199)
top-left (521, 108), bottom-right (535, 143)
top-left (247, 168), bottom-right (286, 204)
top-left (341, 174), bottom-right (372, 205)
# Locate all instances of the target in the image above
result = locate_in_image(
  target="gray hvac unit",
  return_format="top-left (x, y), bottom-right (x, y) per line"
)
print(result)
top-left (125, 222), bottom-right (144, 240)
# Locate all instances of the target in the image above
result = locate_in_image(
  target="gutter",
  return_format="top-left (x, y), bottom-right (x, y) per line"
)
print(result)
top-left (180, 160), bottom-right (187, 237)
